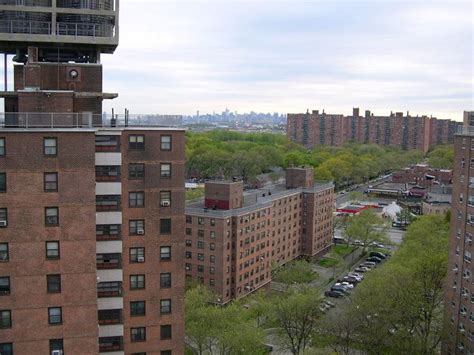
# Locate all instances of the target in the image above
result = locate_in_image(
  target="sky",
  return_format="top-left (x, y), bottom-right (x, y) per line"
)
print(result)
top-left (3, 0), bottom-right (473, 119)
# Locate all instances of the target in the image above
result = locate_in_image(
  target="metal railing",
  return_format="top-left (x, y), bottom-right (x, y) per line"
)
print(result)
top-left (57, 0), bottom-right (114, 11)
top-left (0, 0), bottom-right (52, 6)
top-left (0, 112), bottom-right (184, 128)
top-left (0, 20), bottom-right (114, 37)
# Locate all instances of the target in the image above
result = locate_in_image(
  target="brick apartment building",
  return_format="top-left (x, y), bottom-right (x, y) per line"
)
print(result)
top-left (287, 108), bottom-right (462, 153)
top-left (184, 167), bottom-right (334, 304)
top-left (0, 1), bottom-right (185, 354)
top-left (443, 121), bottom-right (474, 354)
top-left (392, 164), bottom-right (452, 187)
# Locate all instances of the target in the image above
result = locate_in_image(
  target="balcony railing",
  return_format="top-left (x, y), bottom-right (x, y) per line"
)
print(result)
top-left (57, 0), bottom-right (114, 11)
top-left (96, 195), bottom-right (121, 212)
top-left (98, 309), bottom-right (122, 325)
top-left (99, 336), bottom-right (123, 352)
top-left (0, 112), bottom-right (183, 129)
top-left (0, 0), bottom-right (52, 6)
top-left (96, 253), bottom-right (122, 269)
top-left (97, 281), bottom-right (122, 297)
top-left (0, 20), bottom-right (114, 38)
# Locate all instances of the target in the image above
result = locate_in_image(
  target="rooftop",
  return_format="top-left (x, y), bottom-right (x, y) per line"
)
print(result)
top-left (186, 181), bottom-right (334, 217)
top-left (424, 193), bottom-right (452, 204)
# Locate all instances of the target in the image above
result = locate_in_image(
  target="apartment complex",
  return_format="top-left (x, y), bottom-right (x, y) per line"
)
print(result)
top-left (287, 108), bottom-right (461, 153)
top-left (443, 124), bottom-right (474, 354)
top-left (184, 167), bottom-right (334, 304)
top-left (0, 1), bottom-right (185, 354)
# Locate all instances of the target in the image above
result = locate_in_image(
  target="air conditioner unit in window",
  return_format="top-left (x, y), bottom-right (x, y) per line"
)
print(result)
top-left (161, 200), bottom-right (171, 207)
top-left (52, 350), bottom-right (64, 355)
top-left (137, 229), bottom-right (144, 235)
top-left (0, 220), bottom-right (6, 227)
top-left (137, 256), bottom-right (145, 262)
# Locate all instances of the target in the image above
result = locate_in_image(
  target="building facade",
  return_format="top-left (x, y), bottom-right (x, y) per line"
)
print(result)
top-left (0, 1), bottom-right (186, 355)
top-left (184, 167), bottom-right (334, 304)
top-left (287, 108), bottom-right (461, 153)
top-left (443, 125), bottom-right (474, 354)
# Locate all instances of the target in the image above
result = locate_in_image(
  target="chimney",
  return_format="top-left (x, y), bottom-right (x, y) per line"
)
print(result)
top-left (353, 107), bottom-right (359, 117)
top-left (365, 110), bottom-right (371, 117)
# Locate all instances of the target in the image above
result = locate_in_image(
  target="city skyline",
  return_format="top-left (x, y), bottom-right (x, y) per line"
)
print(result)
top-left (97, 0), bottom-right (472, 119)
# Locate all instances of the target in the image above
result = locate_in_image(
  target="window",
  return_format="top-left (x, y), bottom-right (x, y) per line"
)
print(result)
top-left (160, 273), bottom-right (171, 288)
top-left (47, 274), bottom-right (61, 293)
top-left (161, 325), bottom-right (172, 339)
top-left (210, 243), bottom-right (215, 251)
top-left (198, 230), bottom-right (204, 238)
top-left (0, 208), bottom-right (6, 227)
top-left (161, 135), bottom-right (172, 150)
top-left (197, 253), bottom-right (204, 261)
top-left (129, 135), bottom-right (145, 150)
top-left (129, 164), bottom-right (145, 179)
top-left (0, 310), bottom-right (11, 328)
top-left (130, 247), bottom-right (145, 263)
top-left (96, 195), bottom-right (121, 211)
top-left (210, 218), bottom-right (215, 226)
top-left (130, 301), bottom-right (146, 316)
top-left (210, 279), bottom-right (215, 286)
top-left (210, 267), bottom-right (216, 274)
top-left (210, 231), bottom-right (216, 238)
top-left (160, 163), bottom-right (171, 178)
top-left (129, 192), bottom-right (145, 207)
top-left (0, 243), bottom-right (8, 262)
top-left (46, 241), bottom-right (60, 260)
top-left (160, 218), bottom-right (171, 234)
top-left (131, 327), bottom-right (146, 342)
top-left (161, 351), bottom-right (172, 355)
top-left (185, 263), bottom-right (192, 271)
top-left (210, 255), bottom-right (215, 263)
top-left (197, 241), bottom-right (204, 249)
top-left (198, 217), bottom-right (204, 225)
top-left (185, 239), bottom-right (192, 247)
top-left (186, 216), bottom-right (192, 224)
top-left (0, 343), bottom-right (12, 355)
top-left (0, 277), bottom-right (10, 295)
top-left (0, 138), bottom-right (4, 156)
top-left (0, 173), bottom-right (5, 192)
top-left (96, 224), bottom-right (121, 239)
top-left (49, 339), bottom-right (64, 354)
top-left (44, 173), bottom-right (58, 191)
top-left (185, 251), bottom-right (192, 259)
top-left (95, 135), bottom-right (120, 152)
top-left (130, 274), bottom-right (145, 290)
top-left (129, 220), bottom-right (145, 235)
top-left (160, 191), bottom-right (171, 207)
top-left (96, 165), bottom-right (121, 181)
top-left (44, 138), bottom-right (57, 155)
top-left (160, 299), bottom-right (171, 314)
top-left (48, 307), bottom-right (62, 325)
top-left (197, 265), bottom-right (204, 273)
top-left (45, 207), bottom-right (59, 225)
top-left (160, 246), bottom-right (171, 261)
top-left (186, 228), bottom-right (192, 236)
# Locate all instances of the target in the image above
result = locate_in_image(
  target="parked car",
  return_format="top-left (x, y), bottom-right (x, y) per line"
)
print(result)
top-left (340, 281), bottom-right (355, 289)
top-left (331, 285), bottom-right (351, 294)
top-left (335, 282), bottom-right (353, 290)
top-left (355, 267), bottom-right (370, 273)
top-left (342, 276), bottom-right (359, 284)
top-left (362, 261), bottom-right (377, 267)
top-left (325, 290), bottom-right (344, 298)
top-left (353, 240), bottom-right (365, 246)
top-left (370, 251), bottom-right (386, 259)
top-left (348, 272), bottom-right (364, 280)
top-left (367, 256), bottom-right (382, 263)
top-left (324, 300), bottom-right (336, 308)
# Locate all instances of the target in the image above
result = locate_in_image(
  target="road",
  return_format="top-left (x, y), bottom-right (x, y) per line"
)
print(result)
top-left (335, 175), bottom-right (393, 207)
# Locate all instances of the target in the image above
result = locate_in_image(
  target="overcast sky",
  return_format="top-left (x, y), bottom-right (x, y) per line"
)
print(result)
top-left (5, 0), bottom-right (470, 119)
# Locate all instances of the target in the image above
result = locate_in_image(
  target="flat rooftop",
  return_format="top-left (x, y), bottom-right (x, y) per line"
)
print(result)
top-left (186, 181), bottom-right (334, 218)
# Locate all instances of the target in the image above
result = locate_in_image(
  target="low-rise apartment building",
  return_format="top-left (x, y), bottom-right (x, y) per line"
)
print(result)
top-left (184, 167), bottom-right (334, 303)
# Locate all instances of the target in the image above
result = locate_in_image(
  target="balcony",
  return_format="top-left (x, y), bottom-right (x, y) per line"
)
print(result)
top-left (96, 195), bottom-right (121, 212)
top-left (0, 0), bottom-right (51, 6)
top-left (99, 336), bottom-right (123, 352)
top-left (0, 20), bottom-right (114, 38)
top-left (97, 253), bottom-right (121, 269)
top-left (97, 281), bottom-right (122, 298)
top-left (96, 166), bottom-right (121, 182)
top-left (95, 136), bottom-right (121, 153)
top-left (57, 0), bottom-right (115, 11)
top-left (96, 224), bottom-right (121, 241)
top-left (98, 309), bottom-right (122, 325)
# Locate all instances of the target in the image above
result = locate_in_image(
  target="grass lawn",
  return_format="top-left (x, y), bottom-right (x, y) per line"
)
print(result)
top-left (318, 258), bottom-right (339, 268)
top-left (331, 244), bottom-right (356, 257)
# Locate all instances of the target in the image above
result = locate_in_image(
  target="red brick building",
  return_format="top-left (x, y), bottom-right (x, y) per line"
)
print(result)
top-left (184, 167), bottom-right (334, 304)
top-left (443, 124), bottom-right (474, 354)
top-left (0, 1), bottom-right (186, 354)
top-left (287, 108), bottom-right (461, 153)
top-left (392, 164), bottom-right (452, 187)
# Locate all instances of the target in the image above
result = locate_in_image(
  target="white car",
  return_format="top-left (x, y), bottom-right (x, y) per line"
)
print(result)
top-left (348, 273), bottom-right (364, 281)
top-left (335, 282), bottom-right (354, 290)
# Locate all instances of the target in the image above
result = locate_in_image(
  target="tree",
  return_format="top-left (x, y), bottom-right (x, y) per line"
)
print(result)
top-left (396, 208), bottom-right (414, 226)
top-left (329, 215), bottom-right (449, 354)
top-left (348, 191), bottom-right (366, 204)
top-left (344, 209), bottom-right (389, 252)
top-left (273, 287), bottom-right (321, 354)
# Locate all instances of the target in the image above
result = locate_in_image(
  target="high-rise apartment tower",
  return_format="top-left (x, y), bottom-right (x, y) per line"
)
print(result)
top-left (0, 2), bottom-right (185, 355)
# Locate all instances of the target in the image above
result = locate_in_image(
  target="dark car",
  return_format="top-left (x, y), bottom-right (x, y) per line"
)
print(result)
top-left (331, 285), bottom-right (350, 294)
top-left (370, 251), bottom-right (386, 259)
top-left (366, 256), bottom-right (382, 263)
top-left (325, 290), bottom-right (344, 298)
top-left (342, 276), bottom-right (359, 284)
